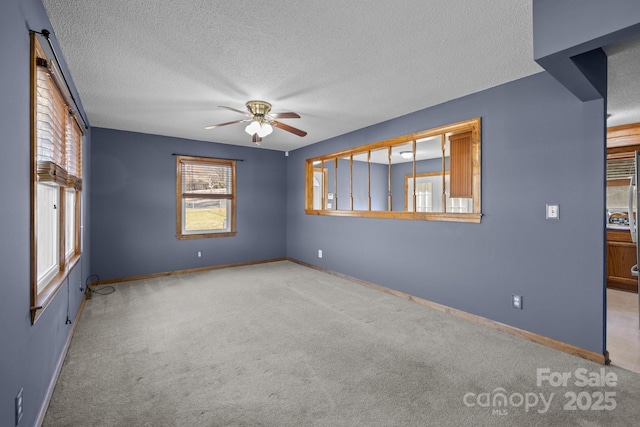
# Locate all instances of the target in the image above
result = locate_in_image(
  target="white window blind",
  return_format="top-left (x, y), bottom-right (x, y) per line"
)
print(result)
top-left (36, 63), bottom-right (67, 185)
top-left (35, 53), bottom-right (83, 190)
top-left (181, 162), bottom-right (233, 196)
top-left (65, 119), bottom-right (83, 189)
top-left (607, 157), bottom-right (635, 180)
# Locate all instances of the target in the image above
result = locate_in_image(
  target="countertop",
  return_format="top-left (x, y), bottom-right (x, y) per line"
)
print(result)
top-left (607, 224), bottom-right (631, 231)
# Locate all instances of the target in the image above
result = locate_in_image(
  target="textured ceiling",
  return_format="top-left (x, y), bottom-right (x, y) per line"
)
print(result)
top-left (40, 1), bottom-right (635, 152)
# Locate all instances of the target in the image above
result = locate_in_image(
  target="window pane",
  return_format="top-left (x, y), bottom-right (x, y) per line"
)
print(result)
top-left (37, 183), bottom-right (59, 291)
top-left (183, 198), bottom-right (230, 233)
top-left (407, 174), bottom-right (442, 212)
top-left (416, 182), bottom-right (432, 212)
top-left (65, 189), bottom-right (75, 258)
top-left (312, 168), bottom-right (325, 210)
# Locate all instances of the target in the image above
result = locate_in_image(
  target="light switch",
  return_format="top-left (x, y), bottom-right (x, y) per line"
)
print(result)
top-left (546, 204), bottom-right (559, 219)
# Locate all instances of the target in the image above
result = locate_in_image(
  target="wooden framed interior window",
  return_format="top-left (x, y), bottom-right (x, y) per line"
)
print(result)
top-left (305, 118), bottom-right (481, 223)
top-left (30, 33), bottom-right (84, 323)
top-left (176, 156), bottom-right (236, 239)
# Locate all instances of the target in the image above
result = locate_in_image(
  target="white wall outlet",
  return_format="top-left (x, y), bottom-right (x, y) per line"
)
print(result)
top-left (546, 204), bottom-right (559, 219)
top-left (318, 249), bottom-right (323, 258)
top-left (512, 294), bottom-right (523, 309)
top-left (197, 251), bottom-right (202, 258)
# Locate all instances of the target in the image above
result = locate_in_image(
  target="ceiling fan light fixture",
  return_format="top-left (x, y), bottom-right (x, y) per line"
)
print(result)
top-left (257, 123), bottom-right (273, 138)
top-left (245, 120), bottom-right (273, 138)
top-left (245, 120), bottom-right (261, 136)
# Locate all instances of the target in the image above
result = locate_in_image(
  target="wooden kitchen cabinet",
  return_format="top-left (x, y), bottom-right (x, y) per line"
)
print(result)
top-left (606, 229), bottom-right (638, 292)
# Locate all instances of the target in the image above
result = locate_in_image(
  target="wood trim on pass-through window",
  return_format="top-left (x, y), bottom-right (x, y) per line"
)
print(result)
top-left (305, 117), bottom-right (482, 223)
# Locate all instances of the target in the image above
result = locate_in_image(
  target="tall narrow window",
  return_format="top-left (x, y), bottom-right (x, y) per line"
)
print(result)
top-left (30, 33), bottom-right (83, 323)
top-left (176, 156), bottom-right (236, 239)
top-left (36, 184), bottom-right (60, 291)
top-left (65, 189), bottom-right (76, 259)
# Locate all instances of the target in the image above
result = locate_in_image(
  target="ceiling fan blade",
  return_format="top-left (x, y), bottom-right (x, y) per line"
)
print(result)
top-left (204, 119), bottom-right (247, 129)
top-left (218, 106), bottom-right (252, 116)
top-left (269, 112), bottom-right (300, 119)
top-left (252, 133), bottom-right (262, 145)
top-left (272, 120), bottom-right (307, 137)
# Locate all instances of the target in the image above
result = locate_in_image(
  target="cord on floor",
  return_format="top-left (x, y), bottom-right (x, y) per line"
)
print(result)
top-left (85, 274), bottom-right (115, 298)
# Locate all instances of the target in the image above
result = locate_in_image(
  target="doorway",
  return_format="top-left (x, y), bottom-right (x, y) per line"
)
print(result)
top-left (604, 35), bottom-right (640, 373)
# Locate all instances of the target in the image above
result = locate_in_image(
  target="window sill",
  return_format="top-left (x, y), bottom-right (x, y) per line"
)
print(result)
top-left (31, 253), bottom-right (81, 324)
top-left (305, 209), bottom-right (482, 223)
top-left (176, 231), bottom-right (237, 240)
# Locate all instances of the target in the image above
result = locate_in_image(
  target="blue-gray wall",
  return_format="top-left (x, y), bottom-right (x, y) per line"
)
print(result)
top-left (0, 1), bottom-right (90, 426)
top-left (286, 71), bottom-right (606, 353)
top-left (89, 128), bottom-right (287, 281)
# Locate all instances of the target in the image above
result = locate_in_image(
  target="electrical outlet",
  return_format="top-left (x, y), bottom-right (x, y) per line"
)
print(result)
top-left (318, 249), bottom-right (323, 258)
top-left (197, 251), bottom-right (202, 258)
top-left (512, 294), bottom-right (523, 310)
top-left (15, 388), bottom-right (23, 426)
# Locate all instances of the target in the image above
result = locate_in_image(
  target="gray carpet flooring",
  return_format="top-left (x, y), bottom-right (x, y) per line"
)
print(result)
top-left (44, 261), bottom-right (640, 426)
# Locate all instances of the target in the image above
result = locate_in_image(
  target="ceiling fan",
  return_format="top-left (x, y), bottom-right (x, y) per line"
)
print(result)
top-left (205, 100), bottom-right (307, 145)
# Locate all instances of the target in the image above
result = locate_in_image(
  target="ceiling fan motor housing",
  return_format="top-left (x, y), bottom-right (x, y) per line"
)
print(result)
top-left (246, 100), bottom-right (272, 121)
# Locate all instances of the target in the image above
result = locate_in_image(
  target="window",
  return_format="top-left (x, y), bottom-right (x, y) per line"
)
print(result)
top-left (65, 189), bottom-right (77, 259)
top-left (30, 33), bottom-right (83, 322)
top-left (405, 173), bottom-right (473, 213)
top-left (312, 167), bottom-right (328, 209)
top-left (406, 173), bottom-right (439, 212)
top-left (306, 118), bottom-right (481, 223)
top-left (36, 184), bottom-right (59, 290)
top-left (176, 156), bottom-right (236, 239)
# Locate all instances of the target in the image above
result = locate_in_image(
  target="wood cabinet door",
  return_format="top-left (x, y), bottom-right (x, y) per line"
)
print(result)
top-left (606, 240), bottom-right (638, 292)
